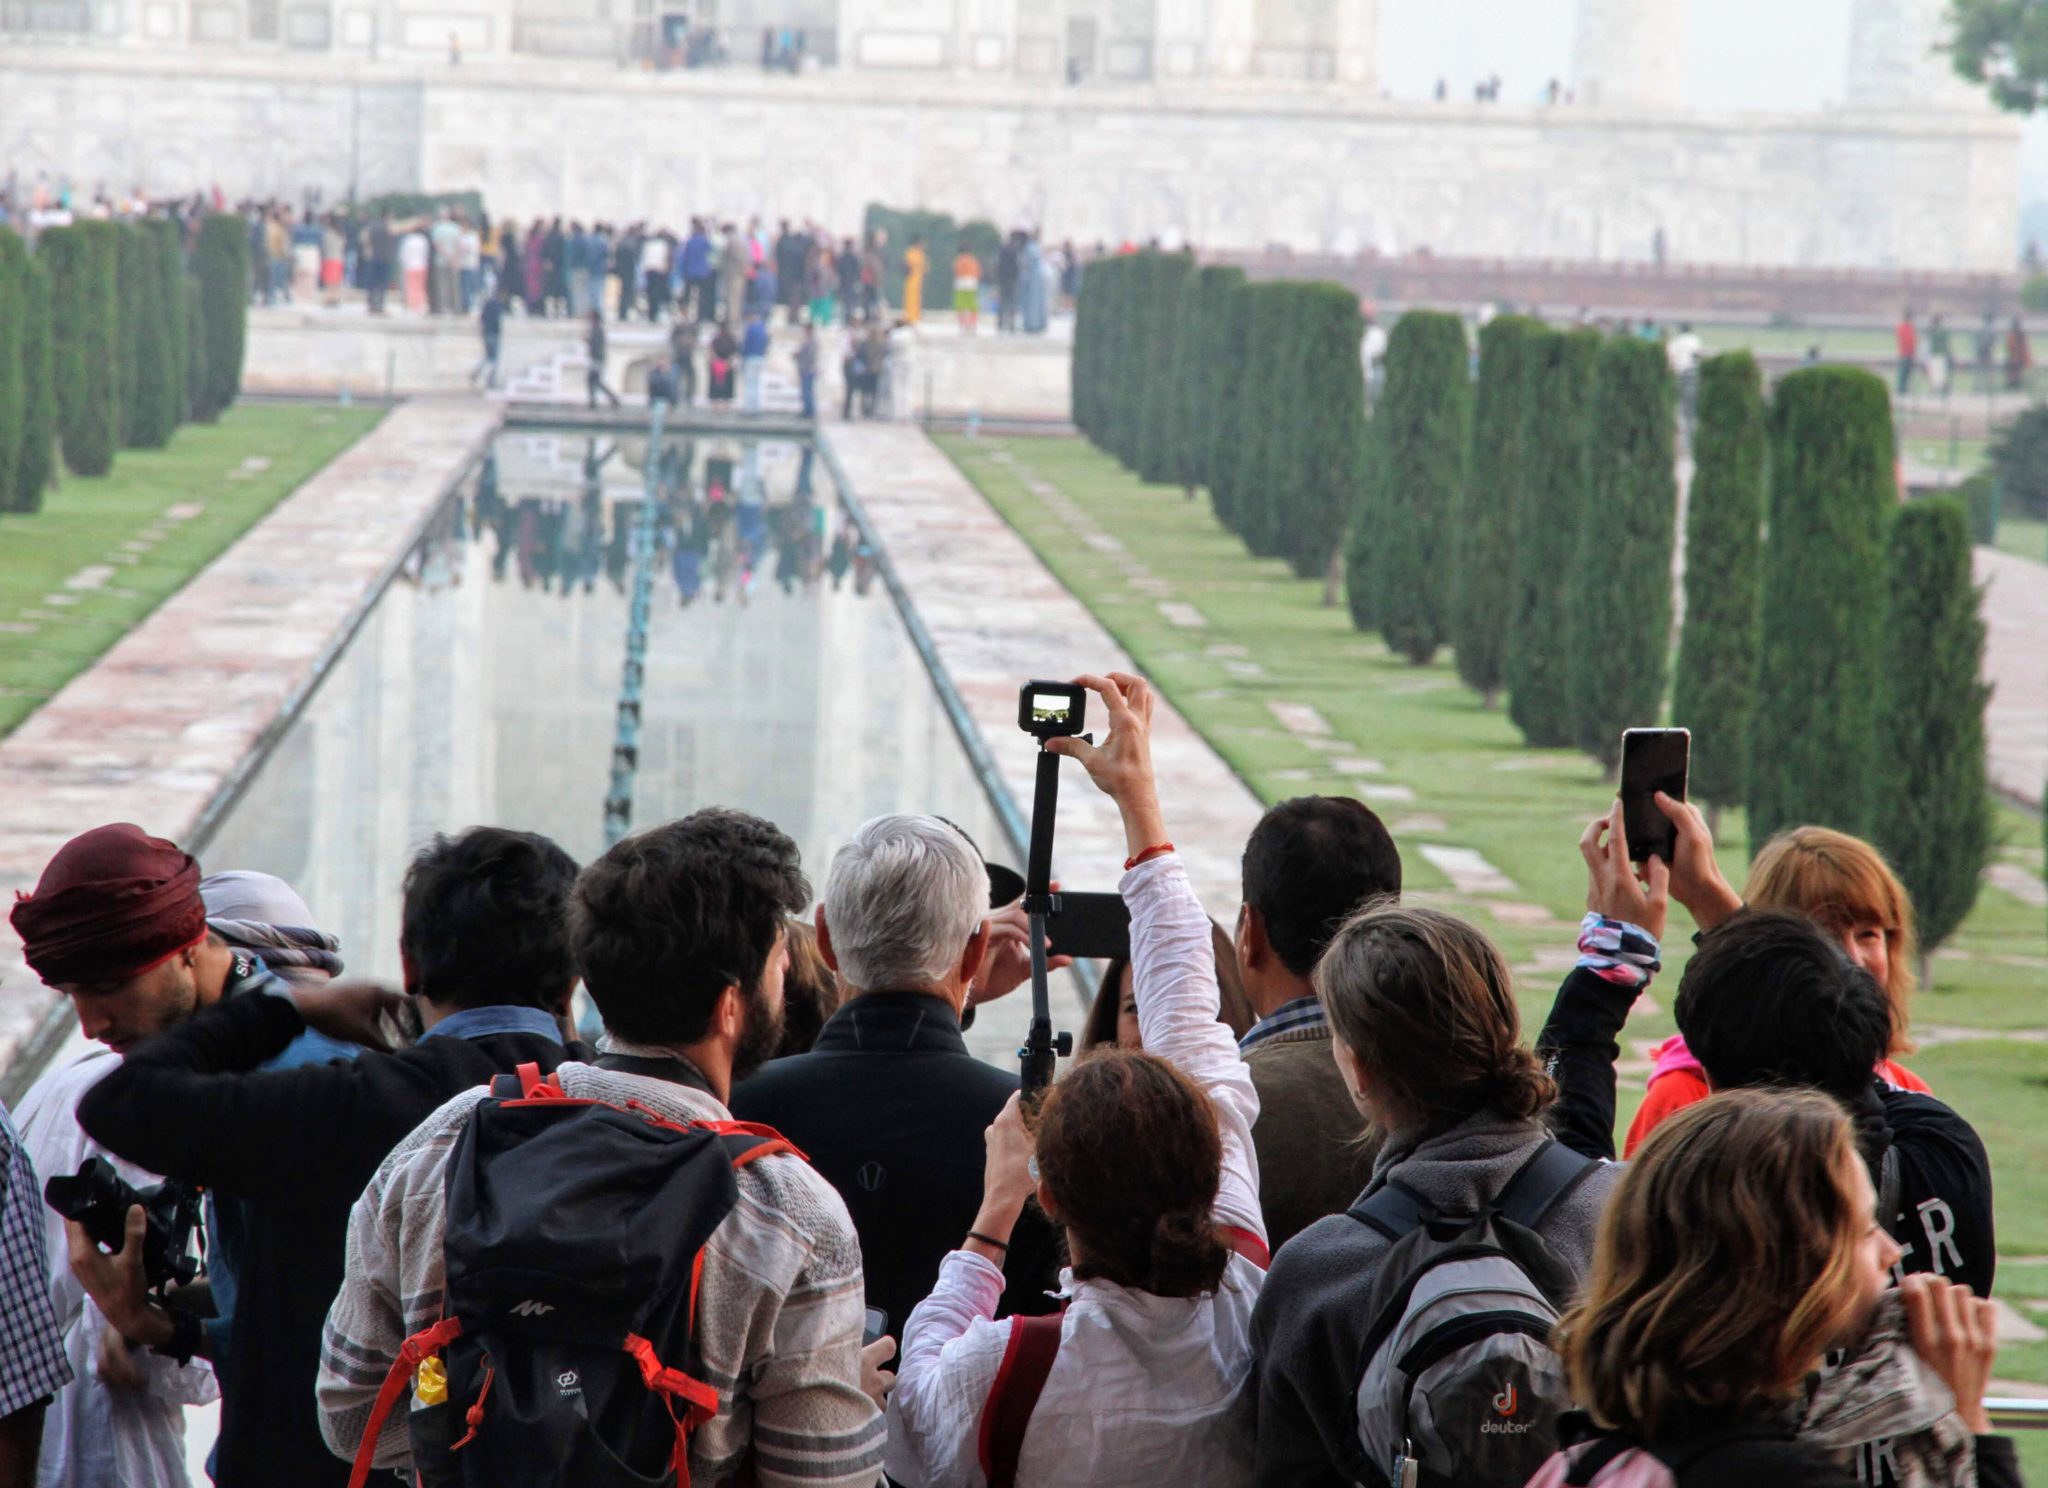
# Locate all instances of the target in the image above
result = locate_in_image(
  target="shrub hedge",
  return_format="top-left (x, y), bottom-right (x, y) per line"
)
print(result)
top-left (1372, 311), bottom-right (1470, 665)
top-left (1453, 314), bottom-right (1542, 706)
top-left (15, 258), bottom-right (57, 512)
top-left (192, 214), bottom-right (249, 423)
top-left (0, 229), bottom-right (25, 512)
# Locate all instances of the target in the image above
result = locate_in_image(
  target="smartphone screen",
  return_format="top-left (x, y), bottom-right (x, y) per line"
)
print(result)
top-left (862, 1307), bottom-right (889, 1348)
top-left (1619, 728), bottom-right (1690, 865)
top-left (1046, 891), bottom-right (1132, 962)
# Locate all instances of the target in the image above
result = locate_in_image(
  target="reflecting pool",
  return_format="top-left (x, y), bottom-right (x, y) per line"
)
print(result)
top-left (198, 425), bottom-right (1041, 1064)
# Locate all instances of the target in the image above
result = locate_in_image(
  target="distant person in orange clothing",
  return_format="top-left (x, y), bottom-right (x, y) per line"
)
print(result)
top-left (952, 248), bottom-right (980, 334)
top-left (1625, 814), bottom-right (1932, 1158)
top-left (902, 236), bottom-right (928, 326)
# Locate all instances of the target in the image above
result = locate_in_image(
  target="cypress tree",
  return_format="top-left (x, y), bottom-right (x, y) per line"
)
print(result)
top-left (1874, 498), bottom-right (1993, 970)
top-left (1101, 255), bottom-right (1141, 466)
top-left (191, 214), bottom-right (249, 423)
top-left (15, 259), bottom-right (57, 513)
top-left (116, 223), bottom-right (159, 449)
top-left (132, 218), bottom-right (186, 445)
top-left (1235, 282), bottom-right (1298, 559)
top-left (1670, 352), bottom-right (1767, 825)
top-left (1453, 314), bottom-right (1542, 706)
top-left (1071, 258), bottom-right (1100, 439)
top-left (1565, 335), bottom-right (1678, 769)
top-left (1373, 310), bottom-right (1471, 665)
top-left (0, 229), bottom-right (25, 512)
top-left (1506, 327), bottom-right (1600, 746)
top-left (1747, 366), bottom-right (1894, 845)
top-left (42, 221), bottom-right (122, 478)
top-left (1281, 282), bottom-right (1367, 587)
top-left (1206, 280), bottom-right (1257, 536)
top-left (1344, 411), bottom-right (1385, 632)
top-left (1169, 265), bottom-right (1244, 499)
top-left (1137, 252), bottom-right (1192, 485)
top-left (183, 274), bottom-right (209, 433)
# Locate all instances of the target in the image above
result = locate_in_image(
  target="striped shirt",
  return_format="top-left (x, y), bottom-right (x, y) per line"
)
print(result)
top-left (0, 1100), bottom-right (72, 1420)
top-left (1237, 994), bottom-right (1326, 1053)
top-left (317, 1060), bottom-right (885, 1487)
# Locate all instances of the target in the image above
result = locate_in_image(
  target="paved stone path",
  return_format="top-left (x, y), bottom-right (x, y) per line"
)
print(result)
top-left (0, 399), bottom-right (501, 1070)
top-left (1977, 546), bottom-right (2047, 809)
top-left (822, 425), bottom-right (1266, 929)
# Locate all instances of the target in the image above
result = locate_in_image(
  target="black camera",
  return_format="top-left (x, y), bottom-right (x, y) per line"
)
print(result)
top-left (45, 1157), bottom-right (205, 1293)
top-left (1018, 681), bottom-right (1087, 741)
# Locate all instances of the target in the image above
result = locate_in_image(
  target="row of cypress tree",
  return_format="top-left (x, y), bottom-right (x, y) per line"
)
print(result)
top-left (0, 213), bottom-right (247, 513)
top-left (1072, 252), bottom-right (1366, 590)
top-left (1070, 266), bottom-right (1997, 961)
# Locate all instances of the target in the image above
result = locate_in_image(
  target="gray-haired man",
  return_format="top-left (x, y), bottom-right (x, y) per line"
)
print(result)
top-left (731, 814), bottom-right (1064, 1341)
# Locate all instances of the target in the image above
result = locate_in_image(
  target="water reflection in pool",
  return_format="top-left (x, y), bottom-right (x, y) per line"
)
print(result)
top-left (200, 426), bottom-right (1037, 1064)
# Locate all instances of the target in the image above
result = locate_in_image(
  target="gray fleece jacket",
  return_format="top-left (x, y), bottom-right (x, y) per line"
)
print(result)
top-left (1248, 1106), bottom-right (1622, 1488)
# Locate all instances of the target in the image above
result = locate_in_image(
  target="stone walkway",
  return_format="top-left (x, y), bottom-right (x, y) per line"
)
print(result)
top-left (0, 399), bottom-right (501, 1070)
top-left (1978, 546), bottom-right (2047, 809)
top-left (822, 425), bottom-right (1265, 924)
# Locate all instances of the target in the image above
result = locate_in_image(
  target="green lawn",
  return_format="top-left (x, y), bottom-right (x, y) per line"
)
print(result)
top-left (1997, 513), bottom-right (2048, 565)
top-left (939, 431), bottom-right (2048, 1364)
top-left (0, 404), bottom-right (383, 737)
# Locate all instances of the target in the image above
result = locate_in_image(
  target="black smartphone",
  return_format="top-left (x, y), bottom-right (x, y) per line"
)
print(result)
top-left (862, 1307), bottom-right (889, 1347)
top-left (1047, 891), bottom-right (1132, 962)
top-left (1619, 728), bottom-right (1690, 865)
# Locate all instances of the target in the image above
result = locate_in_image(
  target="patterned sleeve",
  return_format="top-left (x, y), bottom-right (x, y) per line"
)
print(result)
top-left (0, 1105), bottom-right (73, 1418)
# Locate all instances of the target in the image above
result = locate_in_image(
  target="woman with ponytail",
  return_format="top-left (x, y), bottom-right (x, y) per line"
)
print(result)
top-left (884, 673), bottom-right (1268, 1487)
top-left (1247, 901), bottom-right (1624, 1486)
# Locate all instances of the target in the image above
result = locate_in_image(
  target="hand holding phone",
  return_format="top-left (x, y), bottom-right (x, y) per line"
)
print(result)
top-left (1619, 729), bottom-right (1690, 865)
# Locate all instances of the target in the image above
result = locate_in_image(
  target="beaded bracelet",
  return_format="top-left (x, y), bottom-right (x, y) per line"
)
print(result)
top-left (1124, 842), bottom-right (1175, 870)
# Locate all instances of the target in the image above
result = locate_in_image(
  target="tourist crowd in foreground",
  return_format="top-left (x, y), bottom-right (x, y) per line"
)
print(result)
top-left (0, 670), bottom-right (2021, 1488)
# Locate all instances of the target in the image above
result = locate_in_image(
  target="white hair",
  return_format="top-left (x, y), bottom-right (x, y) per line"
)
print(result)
top-left (823, 815), bottom-right (989, 993)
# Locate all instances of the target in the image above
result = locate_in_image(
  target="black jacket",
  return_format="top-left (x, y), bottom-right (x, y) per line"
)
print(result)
top-left (1537, 964), bottom-right (1997, 1297)
top-left (1553, 1414), bottom-right (2023, 1488)
top-left (76, 992), bottom-right (572, 1488)
top-left (730, 991), bottom-right (1061, 1337)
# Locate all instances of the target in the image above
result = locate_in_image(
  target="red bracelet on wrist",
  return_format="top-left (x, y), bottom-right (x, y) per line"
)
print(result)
top-left (1124, 842), bottom-right (1175, 870)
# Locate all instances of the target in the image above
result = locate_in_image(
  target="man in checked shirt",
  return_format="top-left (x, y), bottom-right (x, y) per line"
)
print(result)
top-left (0, 1098), bottom-right (73, 1488)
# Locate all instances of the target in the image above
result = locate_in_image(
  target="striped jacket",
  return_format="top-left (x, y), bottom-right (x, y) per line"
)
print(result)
top-left (316, 1058), bottom-right (885, 1487)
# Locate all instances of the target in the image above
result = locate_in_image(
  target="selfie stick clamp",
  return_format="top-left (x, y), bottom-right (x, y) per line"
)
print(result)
top-left (1019, 741), bottom-right (1079, 1095)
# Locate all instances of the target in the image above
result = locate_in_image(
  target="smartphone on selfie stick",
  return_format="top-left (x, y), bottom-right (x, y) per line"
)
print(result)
top-left (1619, 728), bottom-right (1691, 865)
top-left (1016, 681), bottom-right (1086, 1095)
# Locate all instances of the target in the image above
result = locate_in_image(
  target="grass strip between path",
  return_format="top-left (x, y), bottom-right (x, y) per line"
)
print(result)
top-left (937, 430), bottom-right (2048, 1276)
top-left (0, 404), bottom-right (386, 738)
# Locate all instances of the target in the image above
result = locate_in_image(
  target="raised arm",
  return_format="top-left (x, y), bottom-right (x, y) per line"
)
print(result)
top-left (1052, 671), bottom-right (1263, 1245)
top-left (1536, 802), bottom-right (1667, 1163)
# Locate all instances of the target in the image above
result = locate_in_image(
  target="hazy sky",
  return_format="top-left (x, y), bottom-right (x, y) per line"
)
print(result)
top-left (1377, 0), bottom-right (2048, 217)
top-left (1376, 0), bottom-right (1852, 109)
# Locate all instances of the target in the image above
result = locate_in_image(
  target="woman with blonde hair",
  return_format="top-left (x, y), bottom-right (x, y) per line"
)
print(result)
top-left (1626, 801), bottom-right (1928, 1156)
top-left (1531, 1088), bottom-right (2019, 1487)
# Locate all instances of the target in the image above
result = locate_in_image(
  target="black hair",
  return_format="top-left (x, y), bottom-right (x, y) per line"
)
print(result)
top-left (1241, 796), bottom-right (1402, 976)
top-left (570, 809), bottom-right (810, 1046)
top-left (400, 827), bottom-right (580, 1012)
top-left (1675, 909), bottom-right (1892, 1103)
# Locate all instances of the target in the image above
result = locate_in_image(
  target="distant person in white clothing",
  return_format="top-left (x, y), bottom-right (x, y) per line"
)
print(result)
top-left (885, 671), bottom-right (1269, 1488)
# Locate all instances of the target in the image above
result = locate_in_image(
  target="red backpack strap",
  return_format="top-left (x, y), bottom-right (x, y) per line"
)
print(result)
top-left (1218, 1224), bottom-right (1270, 1271)
top-left (345, 1316), bottom-right (464, 1488)
top-left (623, 1332), bottom-right (723, 1488)
top-left (975, 1312), bottom-right (1066, 1488)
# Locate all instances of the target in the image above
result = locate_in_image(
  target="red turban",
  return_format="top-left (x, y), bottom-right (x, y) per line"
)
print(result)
top-left (10, 823), bottom-right (205, 986)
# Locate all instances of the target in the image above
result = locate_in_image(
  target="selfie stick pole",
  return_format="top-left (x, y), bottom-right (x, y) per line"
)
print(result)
top-left (1019, 745), bottom-right (1072, 1095)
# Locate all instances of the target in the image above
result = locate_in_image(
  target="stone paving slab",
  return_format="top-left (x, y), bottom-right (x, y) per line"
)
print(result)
top-left (1978, 547), bottom-right (2046, 809)
top-left (822, 425), bottom-right (1264, 925)
top-left (0, 399), bottom-right (502, 1069)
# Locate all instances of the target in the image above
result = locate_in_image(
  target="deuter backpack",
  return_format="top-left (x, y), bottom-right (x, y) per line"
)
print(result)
top-left (1348, 1137), bottom-right (1598, 1488)
top-left (345, 1062), bottom-right (803, 1488)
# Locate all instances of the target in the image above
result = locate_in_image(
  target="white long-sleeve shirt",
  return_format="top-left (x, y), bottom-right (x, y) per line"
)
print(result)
top-left (884, 852), bottom-right (1265, 1488)
top-left (14, 1051), bottom-right (218, 1488)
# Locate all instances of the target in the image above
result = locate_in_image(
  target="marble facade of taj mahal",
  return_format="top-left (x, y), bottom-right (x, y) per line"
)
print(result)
top-left (0, 0), bottom-right (2023, 272)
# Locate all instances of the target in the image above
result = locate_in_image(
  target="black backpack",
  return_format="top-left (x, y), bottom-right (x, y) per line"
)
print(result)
top-left (345, 1062), bottom-right (801, 1488)
top-left (1348, 1138), bottom-right (1599, 1488)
